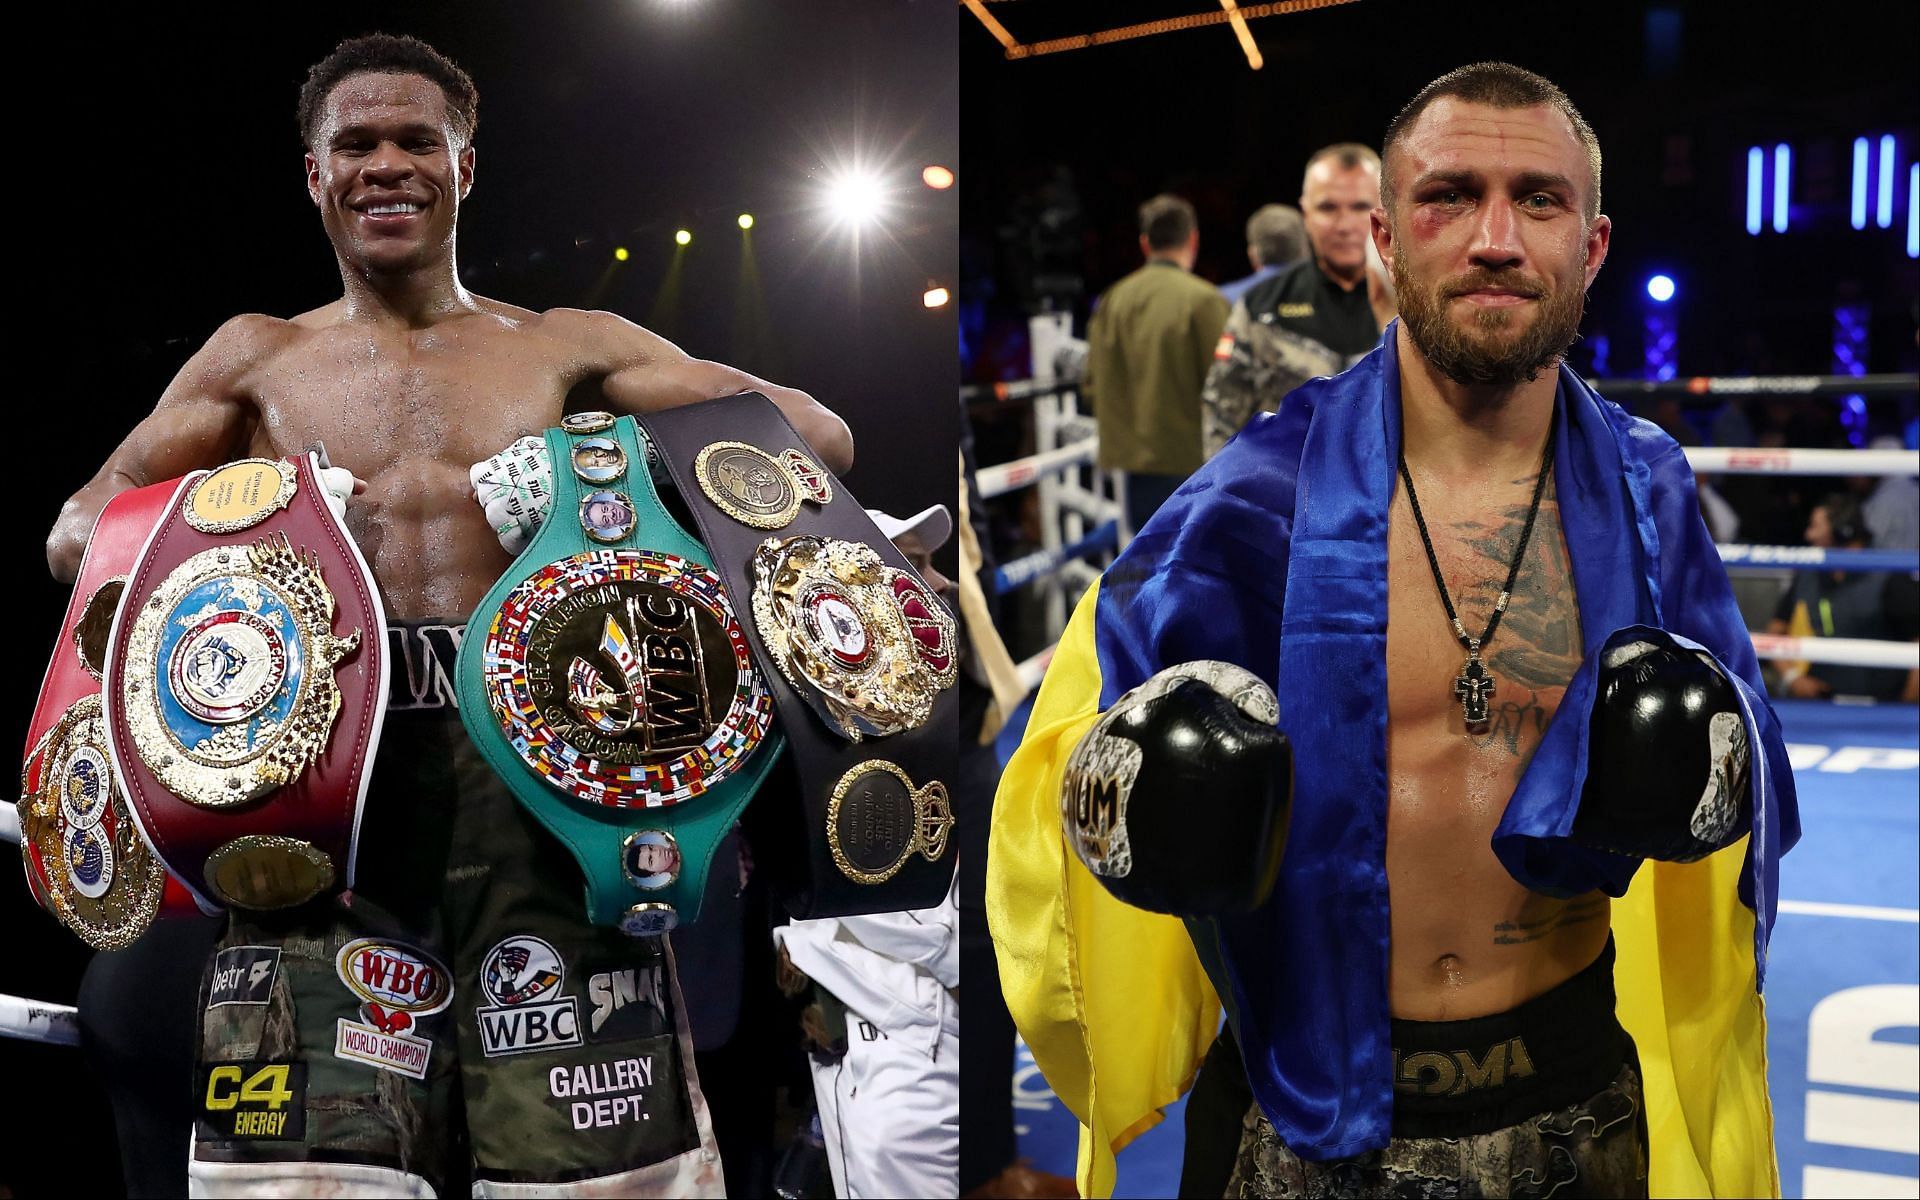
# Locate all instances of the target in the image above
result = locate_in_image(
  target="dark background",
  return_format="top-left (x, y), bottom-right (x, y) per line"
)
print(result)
top-left (5, 3), bottom-right (954, 1193)
top-left (960, 0), bottom-right (1920, 660)
top-left (960, 0), bottom-right (1920, 387)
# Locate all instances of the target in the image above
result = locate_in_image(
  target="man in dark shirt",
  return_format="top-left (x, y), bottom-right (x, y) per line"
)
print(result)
top-left (1202, 144), bottom-right (1397, 456)
top-left (1768, 495), bottom-right (1920, 701)
top-left (1219, 204), bottom-right (1308, 307)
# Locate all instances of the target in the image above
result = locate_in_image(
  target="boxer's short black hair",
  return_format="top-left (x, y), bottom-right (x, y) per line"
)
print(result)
top-left (298, 33), bottom-right (479, 150)
top-left (1382, 62), bottom-right (1601, 220)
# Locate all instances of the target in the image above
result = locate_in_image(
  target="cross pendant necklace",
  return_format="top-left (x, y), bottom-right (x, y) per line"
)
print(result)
top-left (1398, 408), bottom-right (1557, 733)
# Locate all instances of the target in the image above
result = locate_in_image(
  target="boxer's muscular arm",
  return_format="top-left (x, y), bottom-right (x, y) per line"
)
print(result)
top-left (559, 308), bottom-right (854, 474)
top-left (46, 316), bottom-right (271, 582)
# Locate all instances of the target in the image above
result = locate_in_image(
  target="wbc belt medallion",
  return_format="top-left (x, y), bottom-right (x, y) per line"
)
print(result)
top-left (750, 535), bottom-right (956, 741)
top-left (479, 550), bottom-right (774, 808)
top-left (123, 535), bottom-right (360, 810)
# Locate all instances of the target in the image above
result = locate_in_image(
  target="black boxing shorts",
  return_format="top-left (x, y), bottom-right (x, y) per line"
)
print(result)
top-left (1227, 939), bottom-right (1649, 1198)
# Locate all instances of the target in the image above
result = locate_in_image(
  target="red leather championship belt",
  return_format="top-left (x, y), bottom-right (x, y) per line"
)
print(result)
top-left (101, 454), bottom-right (388, 912)
top-left (19, 480), bottom-right (203, 948)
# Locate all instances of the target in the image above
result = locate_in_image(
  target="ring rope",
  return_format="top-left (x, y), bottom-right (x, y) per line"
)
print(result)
top-left (1719, 545), bottom-right (1920, 572)
top-left (0, 995), bottom-right (81, 1046)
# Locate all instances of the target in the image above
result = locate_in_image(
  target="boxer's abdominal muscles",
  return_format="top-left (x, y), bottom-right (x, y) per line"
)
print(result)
top-left (350, 457), bottom-right (515, 618)
top-left (1385, 474), bottom-right (1606, 1020)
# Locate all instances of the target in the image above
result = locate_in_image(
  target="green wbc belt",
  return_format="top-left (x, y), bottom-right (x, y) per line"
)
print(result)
top-left (455, 412), bottom-right (780, 936)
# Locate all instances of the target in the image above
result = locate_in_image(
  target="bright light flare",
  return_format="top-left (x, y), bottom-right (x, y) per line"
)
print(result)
top-left (738, 213), bottom-right (754, 230)
top-left (824, 169), bottom-right (888, 228)
top-left (614, 247), bottom-right (630, 262)
top-left (923, 286), bottom-right (950, 308)
top-left (675, 229), bottom-right (692, 247)
top-left (922, 165), bottom-right (954, 190)
top-left (1645, 274), bottom-right (1676, 303)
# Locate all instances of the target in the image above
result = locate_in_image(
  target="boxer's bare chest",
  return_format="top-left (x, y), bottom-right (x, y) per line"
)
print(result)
top-left (243, 318), bottom-right (573, 479)
top-left (240, 315), bottom-right (586, 615)
top-left (1381, 469), bottom-right (1605, 1016)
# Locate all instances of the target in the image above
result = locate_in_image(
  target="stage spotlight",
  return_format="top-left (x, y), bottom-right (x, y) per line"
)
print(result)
top-left (1645, 274), bottom-right (1676, 303)
top-left (614, 247), bottom-right (630, 262)
top-left (738, 213), bottom-right (754, 230)
top-left (922, 165), bottom-right (954, 190)
top-left (923, 286), bottom-right (950, 308)
top-left (675, 229), bottom-right (692, 247)
top-left (825, 168), bottom-right (887, 228)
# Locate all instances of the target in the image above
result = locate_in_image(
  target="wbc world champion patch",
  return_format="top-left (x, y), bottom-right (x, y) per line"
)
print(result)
top-left (479, 550), bottom-right (773, 807)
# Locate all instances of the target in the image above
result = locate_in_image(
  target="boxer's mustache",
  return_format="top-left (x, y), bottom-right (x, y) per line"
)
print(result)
top-left (1442, 271), bottom-right (1547, 300)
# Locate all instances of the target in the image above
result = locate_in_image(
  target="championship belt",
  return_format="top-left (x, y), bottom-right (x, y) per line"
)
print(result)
top-left (456, 413), bottom-right (781, 937)
top-left (636, 394), bottom-right (957, 919)
top-left (101, 454), bottom-right (388, 911)
top-left (19, 481), bottom-right (205, 948)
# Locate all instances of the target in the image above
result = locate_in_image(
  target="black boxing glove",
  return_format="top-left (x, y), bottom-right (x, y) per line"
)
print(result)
top-left (1060, 661), bottom-right (1291, 916)
top-left (1574, 637), bottom-right (1751, 863)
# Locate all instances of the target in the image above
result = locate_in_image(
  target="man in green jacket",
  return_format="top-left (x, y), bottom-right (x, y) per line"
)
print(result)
top-left (1083, 194), bottom-right (1231, 530)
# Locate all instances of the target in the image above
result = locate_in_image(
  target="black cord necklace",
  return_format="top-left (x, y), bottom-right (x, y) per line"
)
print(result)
top-left (1397, 407), bottom-right (1558, 732)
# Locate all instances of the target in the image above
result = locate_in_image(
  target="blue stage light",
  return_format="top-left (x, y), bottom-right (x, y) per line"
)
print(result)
top-left (1773, 143), bottom-right (1791, 233)
top-left (1851, 137), bottom-right (1869, 230)
top-left (1877, 136), bottom-right (1896, 229)
top-left (1645, 274), bottom-right (1676, 303)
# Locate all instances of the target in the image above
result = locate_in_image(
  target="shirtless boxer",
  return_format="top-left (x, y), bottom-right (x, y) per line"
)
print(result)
top-left (47, 33), bottom-right (848, 1199)
top-left (993, 62), bottom-right (1795, 1199)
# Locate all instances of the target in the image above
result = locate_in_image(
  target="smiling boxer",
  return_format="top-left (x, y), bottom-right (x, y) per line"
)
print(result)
top-left (46, 32), bottom-right (848, 1200)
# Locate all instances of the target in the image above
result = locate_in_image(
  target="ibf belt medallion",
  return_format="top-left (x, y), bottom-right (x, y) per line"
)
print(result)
top-left (826, 760), bottom-right (953, 885)
top-left (121, 535), bottom-right (362, 809)
top-left (750, 536), bottom-right (957, 741)
top-left (17, 696), bottom-right (167, 948)
top-left (480, 550), bottom-right (773, 807)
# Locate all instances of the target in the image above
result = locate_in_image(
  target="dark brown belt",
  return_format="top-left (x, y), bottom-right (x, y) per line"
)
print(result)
top-left (637, 393), bottom-right (957, 918)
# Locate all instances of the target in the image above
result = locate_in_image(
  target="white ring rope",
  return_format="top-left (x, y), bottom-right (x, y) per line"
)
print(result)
top-left (976, 441), bottom-right (1098, 500)
top-left (0, 994), bottom-right (81, 1046)
top-left (1749, 634), bottom-right (1919, 671)
top-left (1686, 447), bottom-right (1918, 477)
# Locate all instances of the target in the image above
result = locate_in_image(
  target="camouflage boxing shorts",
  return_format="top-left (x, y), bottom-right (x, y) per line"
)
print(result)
top-left (189, 620), bottom-right (722, 1198)
top-left (1227, 940), bottom-right (1650, 1199)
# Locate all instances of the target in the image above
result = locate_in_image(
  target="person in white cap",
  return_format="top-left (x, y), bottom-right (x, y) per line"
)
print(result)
top-left (771, 504), bottom-right (960, 1200)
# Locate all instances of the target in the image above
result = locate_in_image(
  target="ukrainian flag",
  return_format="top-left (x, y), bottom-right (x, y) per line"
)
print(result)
top-left (989, 331), bottom-right (1798, 1198)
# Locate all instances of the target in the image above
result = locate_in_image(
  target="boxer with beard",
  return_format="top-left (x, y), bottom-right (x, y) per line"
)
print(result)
top-left (46, 32), bottom-right (848, 1199)
top-left (992, 62), bottom-right (1796, 1199)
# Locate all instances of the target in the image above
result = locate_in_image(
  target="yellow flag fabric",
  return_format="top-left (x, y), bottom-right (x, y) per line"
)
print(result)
top-left (991, 587), bottom-right (1779, 1198)
top-left (987, 585), bottom-right (1219, 1198)
top-left (1614, 848), bottom-right (1780, 1198)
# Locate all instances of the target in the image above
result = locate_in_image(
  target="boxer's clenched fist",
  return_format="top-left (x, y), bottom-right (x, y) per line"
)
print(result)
top-left (469, 436), bottom-right (554, 555)
top-left (1575, 636), bottom-right (1751, 863)
top-left (1061, 661), bottom-right (1291, 916)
